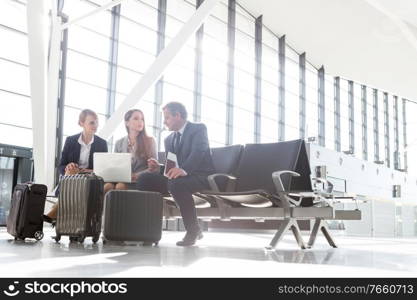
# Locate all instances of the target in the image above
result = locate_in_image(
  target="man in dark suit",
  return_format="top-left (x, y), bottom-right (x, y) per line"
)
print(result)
top-left (139, 102), bottom-right (215, 246)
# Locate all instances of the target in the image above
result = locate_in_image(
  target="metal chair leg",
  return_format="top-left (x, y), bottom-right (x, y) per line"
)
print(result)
top-left (290, 220), bottom-right (307, 249)
top-left (266, 219), bottom-right (291, 250)
top-left (321, 224), bottom-right (337, 248)
top-left (307, 218), bottom-right (337, 248)
top-left (266, 219), bottom-right (307, 250)
top-left (307, 218), bottom-right (322, 248)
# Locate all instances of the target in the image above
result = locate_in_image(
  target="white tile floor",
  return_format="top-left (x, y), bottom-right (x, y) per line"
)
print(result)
top-left (1, 227), bottom-right (417, 277)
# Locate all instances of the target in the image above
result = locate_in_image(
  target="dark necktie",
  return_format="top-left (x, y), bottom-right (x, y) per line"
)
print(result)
top-left (173, 132), bottom-right (181, 154)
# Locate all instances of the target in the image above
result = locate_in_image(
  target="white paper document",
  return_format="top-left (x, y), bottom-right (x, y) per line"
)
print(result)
top-left (164, 152), bottom-right (178, 177)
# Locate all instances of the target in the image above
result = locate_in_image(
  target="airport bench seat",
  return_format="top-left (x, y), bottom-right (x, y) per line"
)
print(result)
top-left (161, 140), bottom-right (362, 250)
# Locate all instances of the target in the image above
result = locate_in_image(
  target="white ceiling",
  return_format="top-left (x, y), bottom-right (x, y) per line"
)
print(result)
top-left (377, 0), bottom-right (417, 29)
top-left (237, 0), bottom-right (417, 101)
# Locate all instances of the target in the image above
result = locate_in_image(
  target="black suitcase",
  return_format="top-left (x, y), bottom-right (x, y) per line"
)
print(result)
top-left (103, 190), bottom-right (163, 245)
top-left (54, 173), bottom-right (104, 243)
top-left (7, 183), bottom-right (47, 241)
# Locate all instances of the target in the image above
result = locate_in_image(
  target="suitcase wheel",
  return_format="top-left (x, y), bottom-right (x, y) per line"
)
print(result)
top-left (143, 241), bottom-right (158, 246)
top-left (78, 236), bottom-right (85, 244)
top-left (34, 231), bottom-right (44, 241)
top-left (92, 235), bottom-right (99, 244)
top-left (53, 235), bottom-right (61, 243)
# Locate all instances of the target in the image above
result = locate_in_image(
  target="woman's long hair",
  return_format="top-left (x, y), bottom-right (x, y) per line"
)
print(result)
top-left (124, 109), bottom-right (153, 160)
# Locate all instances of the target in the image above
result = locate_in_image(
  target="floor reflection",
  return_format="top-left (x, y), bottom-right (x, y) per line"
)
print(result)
top-left (1, 228), bottom-right (417, 277)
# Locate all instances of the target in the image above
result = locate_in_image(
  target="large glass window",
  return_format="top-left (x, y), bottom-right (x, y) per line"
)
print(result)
top-left (366, 87), bottom-right (374, 161)
top-left (162, 0), bottom-right (196, 120)
top-left (0, 0), bottom-right (31, 148)
top-left (325, 74), bottom-right (335, 149)
top-left (397, 97), bottom-right (405, 169)
top-left (405, 101), bottom-right (417, 175)
top-left (0, 0), bottom-right (27, 33)
top-left (377, 90), bottom-right (386, 163)
top-left (353, 83), bottom-right (362, 158)
top-left (114, 0), bottom-right (159, 143)
top-left (200, 4), bottom-right (228, 147)
top-left (285, 46), bottom-right (299, 141)
top-left (62, 0), bottom-right (112, 142)
top-left (260, 41), bottom-right (279, 142)
top-left (260, 33), bottom-right (279, 143)
top-left (232, 5), bottom-right (255, 145)
top-left (339, 79), bottom-right (350, 152)
top-left (4, 0), bottom-right (416, 173)
top-left (388, 94), bottom-right (396, 167)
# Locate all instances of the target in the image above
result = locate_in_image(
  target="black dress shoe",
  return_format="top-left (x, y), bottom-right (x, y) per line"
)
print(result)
top-left (176, 231), bottom-right (203, 247)
top-left (43, 215), bottom-right (57, 228)
top-left (43, 215), bottom-right (55, 223)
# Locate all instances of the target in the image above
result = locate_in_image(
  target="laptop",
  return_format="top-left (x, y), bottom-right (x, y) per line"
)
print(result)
top-left (93, 153), bottom-right (131, 183)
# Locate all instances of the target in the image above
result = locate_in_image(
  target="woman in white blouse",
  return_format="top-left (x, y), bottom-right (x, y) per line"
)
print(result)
top-left (43, 109), bottom-right (108, 224)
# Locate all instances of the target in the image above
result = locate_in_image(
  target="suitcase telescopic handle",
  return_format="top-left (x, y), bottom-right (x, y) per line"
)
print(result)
top-left (78, 171), bottom-right (98, 178)
top-left (78, 171), bottom-right (92, 175)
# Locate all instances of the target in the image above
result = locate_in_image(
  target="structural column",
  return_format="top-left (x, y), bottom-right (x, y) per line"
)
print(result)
top-left (334, 77), bottom-right (341, 152)
top-left (106, 4), bottom-right (121, 149)
top-left (402, 98), bottom-right (408, 172)
top-left (278, 35), bottom-right (285, 141)
top-left (27, 1), bottom-right (51, 187)
top-left (299, 53), bottom-right (306, 140)
top-left (193, 0), bottom-right (204, 122)
top-left (393, 95), bottom-right (400, 169)
top-left (383, 92), bottom-right (390, 167)
top-left (373, 89), bottom-right (379, 162)
top-left (318, 66), bottom-right (325, 147)
top-left (226, 0), bottom-right (236, 145)
top-left (154, 0), bottom-right (167, 143)
top-left (54, 10), bottom-right (68, 185)
top-left (348, 80), bottom-right (354, 154)
top-left (254, 15), bottom-right (262, 143)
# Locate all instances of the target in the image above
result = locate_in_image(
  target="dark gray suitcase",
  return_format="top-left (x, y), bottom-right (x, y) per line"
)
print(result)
top-left (103, 190), bottom-right (163, 245)
top-left (54, 173), bottom-right (104, 243)
top-left (7, 183), bottom-right (47, 241)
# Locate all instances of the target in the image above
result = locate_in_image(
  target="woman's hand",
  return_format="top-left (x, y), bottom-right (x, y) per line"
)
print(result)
top-left (147, 158), bottom-right (160, 173)
top-left (65, 163), bottom-right (80, 175)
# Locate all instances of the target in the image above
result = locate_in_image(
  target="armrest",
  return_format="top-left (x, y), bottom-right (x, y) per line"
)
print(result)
top-left (312, 177), bottom-right (334, 193)
top-left (207, 173), bottom-right (237, 192)
top-left (312, 177), bottom-right (327, 184)
top-left (272, 171), bottom-right (300, 208)
top-left (272, 170), bottom-right (300, 192)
